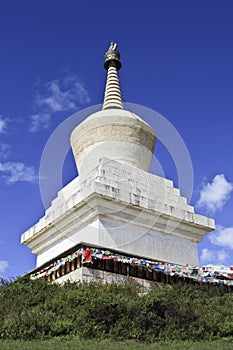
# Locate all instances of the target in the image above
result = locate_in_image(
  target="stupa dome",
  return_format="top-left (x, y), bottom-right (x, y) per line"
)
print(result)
top-left (70, 42), bottom-right (156, 176)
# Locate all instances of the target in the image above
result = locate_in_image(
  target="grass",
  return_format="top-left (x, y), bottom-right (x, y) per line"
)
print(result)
top-left (0, 337), bottom-right (233, 350)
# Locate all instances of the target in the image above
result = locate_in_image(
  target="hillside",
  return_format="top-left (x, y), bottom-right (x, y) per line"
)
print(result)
top-left (0, 277), bottom-right (232, 342)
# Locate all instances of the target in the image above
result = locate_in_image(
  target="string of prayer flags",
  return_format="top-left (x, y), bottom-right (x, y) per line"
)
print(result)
top-left (30, 246), bottom-right (233, 286)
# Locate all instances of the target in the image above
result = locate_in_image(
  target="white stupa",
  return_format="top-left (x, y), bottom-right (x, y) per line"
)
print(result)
top-left (21, 43), bottom-right (215, 284)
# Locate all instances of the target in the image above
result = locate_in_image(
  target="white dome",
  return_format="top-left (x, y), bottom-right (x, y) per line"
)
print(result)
top-left (71, 108), bottom-right (156, 176)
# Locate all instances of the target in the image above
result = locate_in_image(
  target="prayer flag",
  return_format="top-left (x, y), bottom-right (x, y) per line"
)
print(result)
top-left (83, 249), bottom-right (92, 263)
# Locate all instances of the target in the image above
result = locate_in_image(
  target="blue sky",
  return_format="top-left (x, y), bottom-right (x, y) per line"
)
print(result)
top-left (0, 1), bottom-right (233, 278)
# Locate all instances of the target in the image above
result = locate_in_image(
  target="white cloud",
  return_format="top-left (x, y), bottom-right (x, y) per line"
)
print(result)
top-left (0, 162), bottom-right (38, 185)
top-left (200, 248), bottom-right (214, 263)
top-left (36, 80), bottom-right (73, 112)
top-left (0, 116), bottom-right (7, 133)
top-left (197, 174), bottom-right (233, 213)
top-left (29, 113), bottom-right (50, 133)
top-left (0, 260), bottom-right (9, 274)
top-left (200, 247), bottom-right (229, 265)
top-left (64, 76), bottom-right (91, 105)
top-left (209, 225), bottom-right (233, 250)
top-left (0, 143), bottom-right (11, 159)
top-left (37, 76), bottom-right (90, 112)
top-left (29, 74), bottom-right (90, 132)
top-left (201, 225), bottom-right (233, 265)
top-left (217, 249), bottom-right (229, 263)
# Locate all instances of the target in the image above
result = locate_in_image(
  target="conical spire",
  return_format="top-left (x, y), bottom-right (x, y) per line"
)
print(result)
top-left (102, 42), bottom-right (123, 110)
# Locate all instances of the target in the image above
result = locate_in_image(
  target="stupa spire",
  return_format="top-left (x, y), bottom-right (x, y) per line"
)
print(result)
top-left (102, 42), bottom-right (123, 110)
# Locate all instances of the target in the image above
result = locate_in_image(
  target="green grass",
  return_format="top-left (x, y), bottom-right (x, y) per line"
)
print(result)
top-left (0, 337), bottom-right (233, 350)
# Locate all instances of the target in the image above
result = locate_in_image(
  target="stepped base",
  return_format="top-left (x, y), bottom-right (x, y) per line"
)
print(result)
top-left (21, 157), bottom-right (215, 268)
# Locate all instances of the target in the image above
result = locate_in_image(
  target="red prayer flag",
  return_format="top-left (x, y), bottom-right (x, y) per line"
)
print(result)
top-left (83, 249), bottom-right (92, 263)
top-left (103, 255), bottom-right (111, 260)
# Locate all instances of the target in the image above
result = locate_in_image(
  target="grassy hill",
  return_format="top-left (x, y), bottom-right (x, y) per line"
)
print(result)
top-left (0, 277), bottom-right (232, 342)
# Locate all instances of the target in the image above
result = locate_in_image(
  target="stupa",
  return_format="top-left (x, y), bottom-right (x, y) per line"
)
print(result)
top-left (21, 43), bottom-right (215, 286)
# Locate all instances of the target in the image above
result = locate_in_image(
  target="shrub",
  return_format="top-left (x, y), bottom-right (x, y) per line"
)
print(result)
top-left (0, 277), bottom-right (232, 341)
